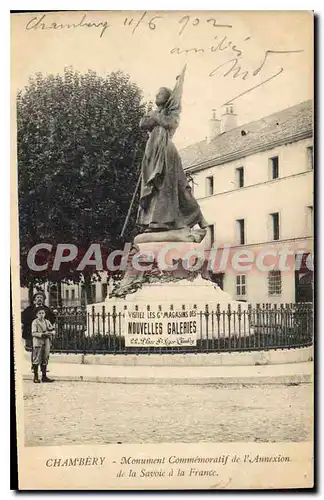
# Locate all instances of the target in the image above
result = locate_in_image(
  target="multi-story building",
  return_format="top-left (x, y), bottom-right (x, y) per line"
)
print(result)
top-left (180, 100), bottom-right (313, 304)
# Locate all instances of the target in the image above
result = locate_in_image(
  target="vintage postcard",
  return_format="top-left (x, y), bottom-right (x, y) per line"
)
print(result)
top-left (11, 10), bottom-right (314, 490)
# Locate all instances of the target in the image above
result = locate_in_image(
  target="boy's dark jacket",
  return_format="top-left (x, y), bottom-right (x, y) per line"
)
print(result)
top-left (21, 305), bottom-right (56, 340)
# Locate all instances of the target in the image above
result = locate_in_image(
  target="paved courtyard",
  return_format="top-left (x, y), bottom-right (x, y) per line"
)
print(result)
top-left (23, 381), bottom-right (313, 446)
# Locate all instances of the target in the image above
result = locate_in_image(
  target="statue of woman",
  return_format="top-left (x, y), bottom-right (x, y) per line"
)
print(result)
top-left (112, 68), bottom-right (209, 297)
top-left (137, 66), bottom-right (208, 235)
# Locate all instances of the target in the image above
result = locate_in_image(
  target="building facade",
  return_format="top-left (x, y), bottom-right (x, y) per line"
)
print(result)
top-left (181, 100), bottom-right (313, 304)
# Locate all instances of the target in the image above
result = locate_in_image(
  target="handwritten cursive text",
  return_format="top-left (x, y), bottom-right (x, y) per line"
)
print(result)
top-left (25, 14), bottom-right (110, 38)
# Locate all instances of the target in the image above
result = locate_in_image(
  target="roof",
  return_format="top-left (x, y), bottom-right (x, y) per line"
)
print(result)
top-left (180, 100), bottom-right (313, 171)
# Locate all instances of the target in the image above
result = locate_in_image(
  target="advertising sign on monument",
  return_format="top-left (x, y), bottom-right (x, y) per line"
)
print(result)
top-left (124, 304), bottom-right (198, 347)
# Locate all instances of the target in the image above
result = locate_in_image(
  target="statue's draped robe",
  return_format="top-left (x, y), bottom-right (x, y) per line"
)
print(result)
top-left (137, 111), bottom-right (203, 230)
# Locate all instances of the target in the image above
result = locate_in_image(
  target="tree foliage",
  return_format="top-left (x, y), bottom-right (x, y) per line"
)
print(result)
top-left (17, 67), bottom-right (149, 290)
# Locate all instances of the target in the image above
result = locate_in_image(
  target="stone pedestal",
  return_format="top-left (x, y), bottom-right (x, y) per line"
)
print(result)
top-left (109, 274), bottom-right (233, 306)
top-left (87, 238), bottom-right (250, 341)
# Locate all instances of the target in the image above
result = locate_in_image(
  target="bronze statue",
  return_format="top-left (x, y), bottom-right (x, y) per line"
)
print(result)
top-left (137, 66), bottom-right (208, 237)
top-left (112, 67), bottom-right (208, 297)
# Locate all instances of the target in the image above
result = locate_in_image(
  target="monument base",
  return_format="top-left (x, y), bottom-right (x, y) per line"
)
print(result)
top-left (87, 238), bottom-right (250, 341)
top-left (106, 234), bottom-right (245, 303)
top-left (109, 237), bottom-right (210, 299)
top-left (109, 274), bottom-right (233, 305)
top-left (88, 274), bottom-right (249, 341)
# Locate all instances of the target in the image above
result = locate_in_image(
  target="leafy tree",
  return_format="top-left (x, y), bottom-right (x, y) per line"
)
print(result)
top-left (17, 67), bottom-right (149, 302)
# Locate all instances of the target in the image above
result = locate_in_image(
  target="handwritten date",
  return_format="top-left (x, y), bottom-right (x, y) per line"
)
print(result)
top-left (25, 12), bottom-right (233, 39)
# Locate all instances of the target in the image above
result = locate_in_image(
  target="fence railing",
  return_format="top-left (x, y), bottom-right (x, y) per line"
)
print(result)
top-left (49, 303), bottom-right (313, 354)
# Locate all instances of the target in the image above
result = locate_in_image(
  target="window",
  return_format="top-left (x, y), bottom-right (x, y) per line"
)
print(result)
top-left (307, 206), bottom-right (313, 235)
top-left (65, 290), bottom-right (69, 300)
top-left (270, 212), bottom-right (280, 240)
top-left (208, 224), bottom-right (215, 246)
top-left (206, 176), bottom-right (214, 196)
top-left (269, 156), bottom-right (279, 179)
top-left (71, 289), bottom-right (75, 300)
top-left (102, 283), bottom-right (108, 301)
top-left (235, 167), bottom-right (244, 188)
top-left (236, 219), bottom-right (245, 245)
top-left (236, 275), bottom-right (246, 296)
top-left (307, 146), bottom-right (313, 170)
top-left (268, 270), bottom-right (282, 296)
top-left (49, 284), bottom-right (59, 308)
top-left (91, 284), bottom-right (96, 302)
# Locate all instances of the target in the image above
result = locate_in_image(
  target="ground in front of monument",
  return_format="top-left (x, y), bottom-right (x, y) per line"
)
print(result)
top-left (23, 381), bottom-right (312, 446)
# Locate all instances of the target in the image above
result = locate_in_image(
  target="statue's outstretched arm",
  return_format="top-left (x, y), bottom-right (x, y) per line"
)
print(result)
top-left (166, 64), bottom-right (187, 115)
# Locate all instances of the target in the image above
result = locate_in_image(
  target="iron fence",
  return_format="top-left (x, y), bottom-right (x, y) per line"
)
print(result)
top-left (49, 302), bottom-right (313, 354)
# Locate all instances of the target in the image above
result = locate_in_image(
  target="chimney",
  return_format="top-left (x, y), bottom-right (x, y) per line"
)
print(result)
top-left (207, 109), bottom-right (221, 143)
top-left (221, 103), bottom-right (237, 133)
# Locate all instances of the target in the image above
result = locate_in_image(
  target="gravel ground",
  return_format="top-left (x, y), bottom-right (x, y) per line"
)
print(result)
top-left (23, 381), bottom-right (313, 446)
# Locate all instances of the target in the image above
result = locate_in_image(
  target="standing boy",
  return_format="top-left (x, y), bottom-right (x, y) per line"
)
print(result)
top-left (31, 307), bottom-right (55, 383)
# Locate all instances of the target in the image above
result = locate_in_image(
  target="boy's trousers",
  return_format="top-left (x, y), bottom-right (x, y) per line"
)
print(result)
top-left (32, 338), bottom-right (51, 366)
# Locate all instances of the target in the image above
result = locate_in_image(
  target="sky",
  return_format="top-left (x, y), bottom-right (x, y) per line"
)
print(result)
top-left (11, 10), bottom-right (313, 149)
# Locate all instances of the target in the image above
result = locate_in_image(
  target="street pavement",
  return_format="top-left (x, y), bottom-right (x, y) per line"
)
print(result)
top-left (23, 381), bottom-right (313, 446)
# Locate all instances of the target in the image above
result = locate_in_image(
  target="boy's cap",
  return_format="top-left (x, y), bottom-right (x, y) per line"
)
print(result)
top-left (35, 306), bottom-right (46, 314)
